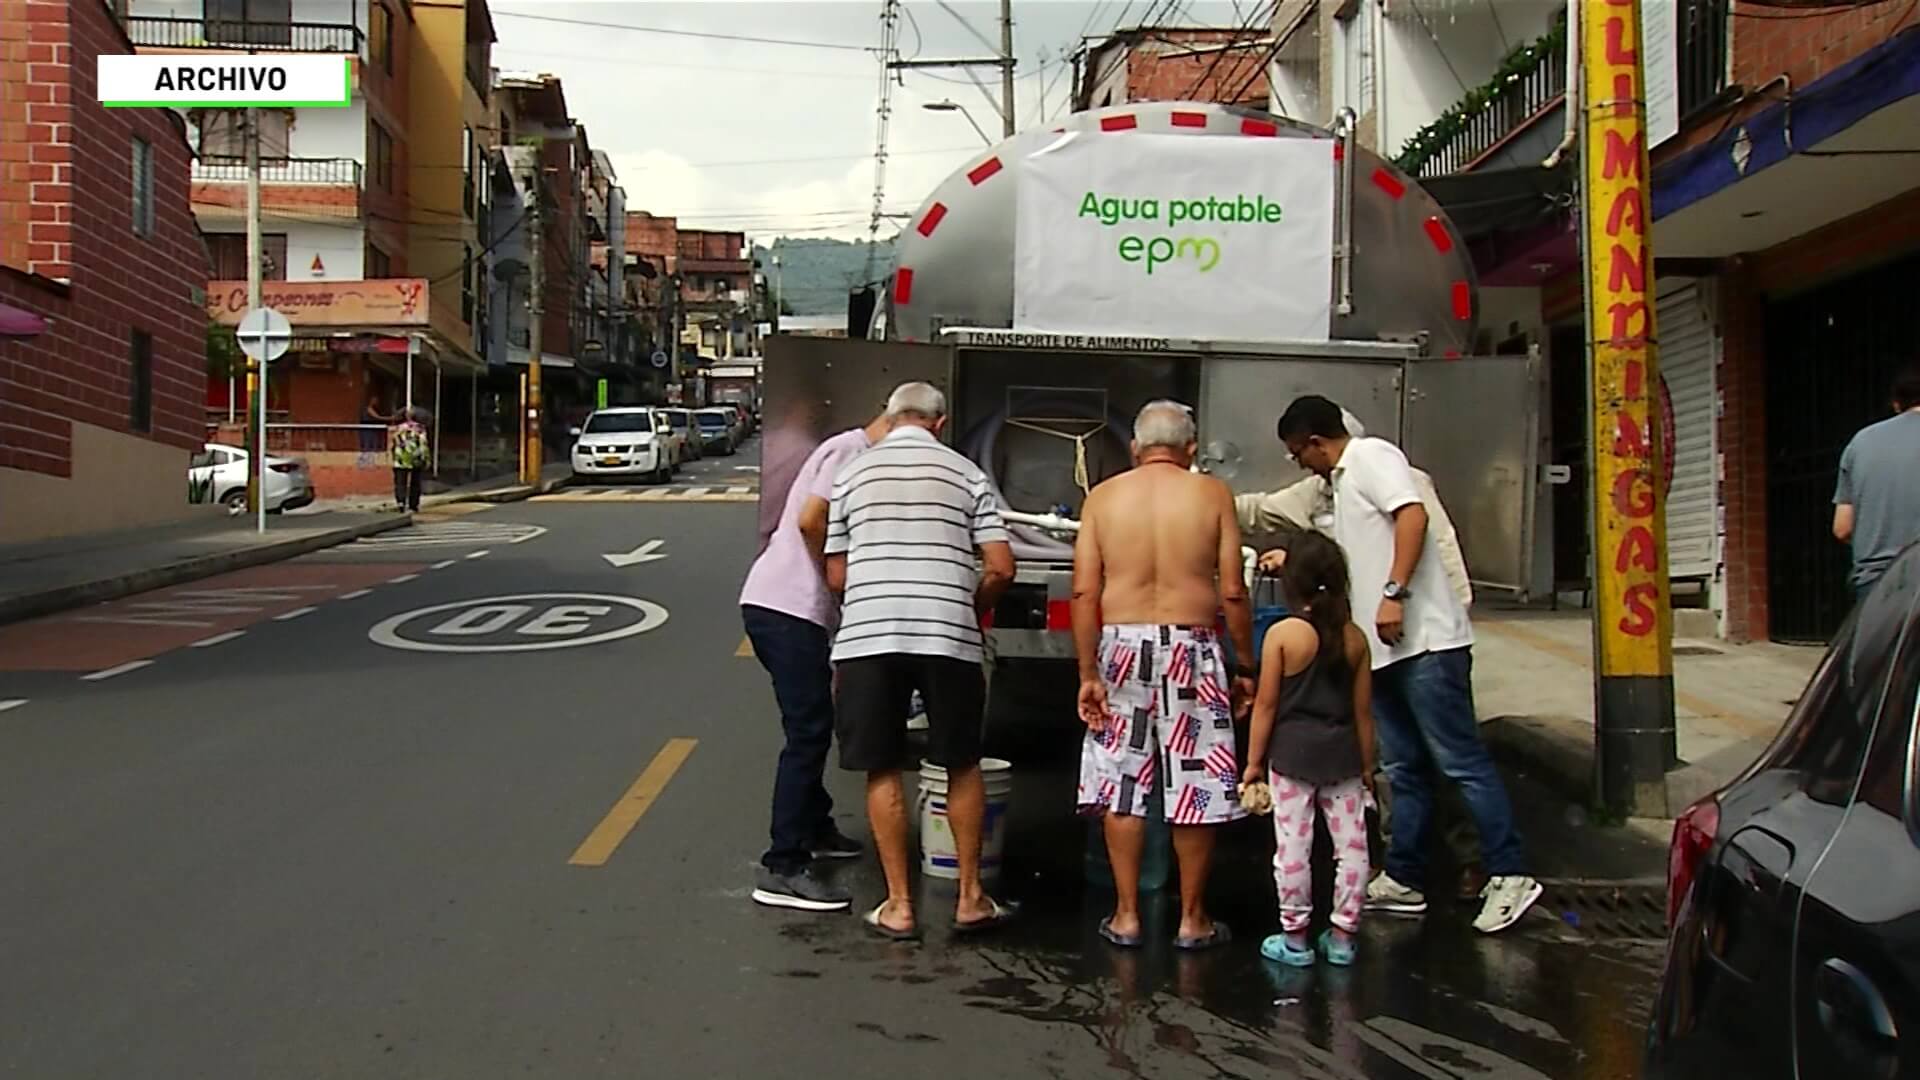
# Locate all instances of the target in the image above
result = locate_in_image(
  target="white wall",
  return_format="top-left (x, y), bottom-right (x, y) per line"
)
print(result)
top-left (1379, 0), bottom-right (1560, 155)
top-left (202, 221), bottom-right (366, 281)
top-left (289, 100), bottom-right (367, 162)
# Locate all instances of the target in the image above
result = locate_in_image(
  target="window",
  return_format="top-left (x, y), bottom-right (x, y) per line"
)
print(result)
top-left (370, 121), bottom-right (394, 192)
top-left (462, 127), bottom-right (476, 216)
top-left (130, 137), bottom-right (154, 236)
top-left (128, 330), bottom-right (153, 432)
top-left (367, 243), bottom-right (391, 278)
top-left (189, 448), bottom-right (216, 470)
top-left (193, 109), bottom-right (291, 161)
top-left (205, 0), bottom-right (291, 47)
top-left (461, 244), bottom-right (474, 324)
top-left (370, 1), bottom-right (393, 75)
top-left (205, 233), bottom-right (288, 280)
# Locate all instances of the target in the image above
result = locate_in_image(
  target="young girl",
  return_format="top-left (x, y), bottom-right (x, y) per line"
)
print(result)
top-left (1242, 533), bottom-right (1375, 967)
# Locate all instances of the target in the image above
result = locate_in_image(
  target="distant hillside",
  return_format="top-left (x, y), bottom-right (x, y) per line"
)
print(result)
top-left (754, 237), bottom-right (895, 317)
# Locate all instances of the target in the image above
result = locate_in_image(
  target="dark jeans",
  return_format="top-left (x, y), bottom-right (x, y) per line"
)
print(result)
top-left (1373, 647), bottom-right (1526, 887)
top-left (392, 467), bottom-right (422, 511)
top-left (743, 604), bottom-right (836, 875)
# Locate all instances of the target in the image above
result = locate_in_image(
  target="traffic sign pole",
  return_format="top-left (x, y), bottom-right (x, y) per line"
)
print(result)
top-left (235, 306), bottom-right (292, 537)
top-left (247, 106), bottom-right (264, 534)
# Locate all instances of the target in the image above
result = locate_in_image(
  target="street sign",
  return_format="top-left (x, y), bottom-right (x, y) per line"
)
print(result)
top-left (596, 378), bottom-right (609, 410)
top-left (235, 306), bottom-right (292, 363)
top-left (650, 350), bottom-right (670, 369)
top-left (367, 593), bottom-right (669, 654)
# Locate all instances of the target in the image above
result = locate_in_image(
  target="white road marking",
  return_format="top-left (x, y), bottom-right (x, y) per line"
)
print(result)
top-left (274, 606), bottom-right (317, 621)
top-left (683, 487), bottom-right (710, 496)
top-left (734, 465), bottom-right (760, 472)
top-left (0, 699), bottom-right (26, 714)
top-left (725, 485), bottom-right (750, 495)
top-left (191, 630), bottom-right (247, 648)
top-left (338, 588), bottom-right (373, 600)
top-left (603, 539), bottom-right (668, 567)
top-left (509, 528), bottom-right (541, 543)
top-left (70, 585), bottom-right (337, 628)
top-left (465, 550), bottom-right (490, 560)
top-left (431, 560), bottom-right (457, 570)
top-left (367, 593), bottom-right (670, 654)
top-left (350, 522), bottom-right (546, 550)
top-left (388, 574), bottom-right (420, 584)
top-left (83, 660), bottom-right (154, 682)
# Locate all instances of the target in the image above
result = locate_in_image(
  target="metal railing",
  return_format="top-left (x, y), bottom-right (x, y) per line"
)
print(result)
top-left (124, 15), bottom-right (363, 54)
top-left (1678, 0), bottom-right (1731, 123)
top-left (1411, 32), bottom-right (1567, 178)
top-left (193, 156), bottom-right (363, 186)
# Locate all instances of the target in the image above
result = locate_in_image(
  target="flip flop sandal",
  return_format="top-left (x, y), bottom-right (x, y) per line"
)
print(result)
top-left (1174, 923), bottom-right (1234, 951)
top-left (952, 897), bottom-right (1020, 935)
top-left (1098, 916), bottom-right (1143, 949)
top-left (863, 903), bottom-right (919, 942)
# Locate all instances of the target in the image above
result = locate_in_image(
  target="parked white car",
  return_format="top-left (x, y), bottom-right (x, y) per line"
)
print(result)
top-left (189, 443), bottom-right (314, 514)
top-left (569, 407), bottom-right (676, 483)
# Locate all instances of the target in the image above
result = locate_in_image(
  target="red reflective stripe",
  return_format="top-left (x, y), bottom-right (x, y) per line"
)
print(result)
top-left (1423, 216), bottom-right (1453, 253)
top-left (1332, 141), bottom-right (1345, 161)
top-left (1101, 114), bottom-right (1138, 131)
top-left (917, 202), bottom-right (948, 237)
top-left (1371, 169), bottom-right (1406, 199)
top-left (1444, 349), bottom-right (1462, 360)
top-left (1171, 110), bottom-right (1208, 128)
top-left (1450, 281), bottom-right (1472, 320)
top-left (967, 157), bottom-right (1003, 185)
top-left (1045, 599), bottom-right (1072, 631)
top-left (894, 268), bottom-right (914, 306)
top-left (1240, 117), bottom-right (1278, 137)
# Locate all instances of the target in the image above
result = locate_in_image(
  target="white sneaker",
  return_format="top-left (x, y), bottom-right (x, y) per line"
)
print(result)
top-left (1473, 875), bottom-right (1544, 934)
top-left (1365, 873), bottom-right (1429, 915)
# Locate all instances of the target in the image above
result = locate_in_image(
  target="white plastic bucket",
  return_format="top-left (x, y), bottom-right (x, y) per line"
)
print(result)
top-left (916, 758), bottom-right (1014, 881)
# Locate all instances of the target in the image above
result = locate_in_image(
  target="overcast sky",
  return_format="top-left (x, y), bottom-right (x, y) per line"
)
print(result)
top-left (489, 1), bottom-right (1250, 243)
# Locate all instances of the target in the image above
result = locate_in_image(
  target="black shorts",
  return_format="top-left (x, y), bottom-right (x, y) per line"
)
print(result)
top-left (835, 653), bottom-right (986, 772)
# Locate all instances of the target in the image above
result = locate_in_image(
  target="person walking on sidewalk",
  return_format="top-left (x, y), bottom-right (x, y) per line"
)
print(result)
top-left (1074, 401), bottom-right (1254, 951)
top-left (1277, 394), bottom-right (1541, 934)
top-left (1243, 532), bottom-right (1374, 967)
top-left (1833, 365), bottom-right (1920, 600)
top-left (740, 409), bottom-right (891, 912)
top-left (824, 382), bottom-right (1018, 939)
top-left (389, 408), bottom-right (430, 513)
top-left (1242, 409), bottom-right (1486, 901)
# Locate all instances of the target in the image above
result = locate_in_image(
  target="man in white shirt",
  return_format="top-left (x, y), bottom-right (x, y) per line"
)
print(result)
top-left (1277, 394), bottom-right (1540, 934)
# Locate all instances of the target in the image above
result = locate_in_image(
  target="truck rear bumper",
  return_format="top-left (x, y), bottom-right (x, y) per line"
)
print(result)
top-left (988, 564), bottom-right (1077, 661)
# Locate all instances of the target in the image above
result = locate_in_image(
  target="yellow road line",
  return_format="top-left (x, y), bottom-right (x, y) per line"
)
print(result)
top-left (568, 738), bottom-right (699, 867)
top-left (736, 635), bottom-right (754, 658)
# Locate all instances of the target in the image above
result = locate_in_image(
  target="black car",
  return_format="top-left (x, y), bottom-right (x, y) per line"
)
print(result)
top-left (1647, 541), bottom-right (1919, 1079)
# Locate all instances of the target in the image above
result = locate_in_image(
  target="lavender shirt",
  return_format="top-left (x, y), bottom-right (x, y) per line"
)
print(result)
top-left (738, 427), bottom-right (872, 628)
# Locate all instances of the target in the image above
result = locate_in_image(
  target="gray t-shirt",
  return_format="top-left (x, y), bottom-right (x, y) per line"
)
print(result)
top-left (1834, 411), bottom-right (1920, 588)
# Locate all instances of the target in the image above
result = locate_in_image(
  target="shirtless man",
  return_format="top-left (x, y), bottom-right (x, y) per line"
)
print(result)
top-left (1073, 400), bottom-right (1255, 950)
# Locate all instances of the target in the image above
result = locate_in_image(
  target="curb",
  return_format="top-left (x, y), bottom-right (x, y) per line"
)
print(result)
top-left (427, 474), bottom-right (573, 508)
top-left (1481, 713), bottom-right (1595, 804)
top-left (0, 516), bottom-right (413, 628)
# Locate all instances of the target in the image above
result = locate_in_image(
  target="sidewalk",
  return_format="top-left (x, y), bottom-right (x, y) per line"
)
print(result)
top-left (302, 462), bottom-right (572, 515)
top-left (0, 511), bottom-right (409, 627)
top-left (1473, 605), bottom-right (1824, 820)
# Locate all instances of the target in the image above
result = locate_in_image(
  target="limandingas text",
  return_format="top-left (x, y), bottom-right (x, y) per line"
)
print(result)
top-left (1078, 191), bottom-right (1285, 275)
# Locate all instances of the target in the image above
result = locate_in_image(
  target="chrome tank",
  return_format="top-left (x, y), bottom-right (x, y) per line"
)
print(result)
top-left (885, 101), bottom-right (1479, 357)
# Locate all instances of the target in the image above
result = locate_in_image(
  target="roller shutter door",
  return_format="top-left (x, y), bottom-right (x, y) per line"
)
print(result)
top-left (1659, 281), bottom-right (1717, 580)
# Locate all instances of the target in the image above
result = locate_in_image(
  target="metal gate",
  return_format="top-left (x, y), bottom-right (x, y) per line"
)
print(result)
top-left (1764, 252), bottom-right (1920, 643)
top-left (1659, 281), bottom-right (1718, 580)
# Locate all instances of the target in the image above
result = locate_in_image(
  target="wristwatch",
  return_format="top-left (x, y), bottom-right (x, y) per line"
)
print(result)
top-left (1382, 580), bottom-right (1408, 602)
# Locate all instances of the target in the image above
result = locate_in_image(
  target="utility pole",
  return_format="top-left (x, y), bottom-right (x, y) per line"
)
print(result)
top-left (1580, 0), bottom-right (1675, 816)
top-left (245, 105), bottom-right (265, 534)
top-left (523, 162), bottom-right (545, 486)
top-left (999, 0), bottom-right (1016, 138)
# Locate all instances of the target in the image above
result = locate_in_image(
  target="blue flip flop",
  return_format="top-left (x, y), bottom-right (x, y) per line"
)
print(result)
top-left (1099, 917), bottom-right (1143, 948)
top-left (1174, 922), bottom-right (1233, 951)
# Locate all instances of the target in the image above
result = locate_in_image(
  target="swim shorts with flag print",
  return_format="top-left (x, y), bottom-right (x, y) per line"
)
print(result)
top-left (1077, 624), bottom-right (1247, 826)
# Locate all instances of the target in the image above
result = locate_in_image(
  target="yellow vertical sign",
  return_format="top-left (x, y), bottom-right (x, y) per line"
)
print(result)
top-left (1583, 0), bottom-right (1673, 681)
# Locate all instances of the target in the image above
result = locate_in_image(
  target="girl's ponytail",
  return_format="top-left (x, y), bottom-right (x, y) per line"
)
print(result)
top-left (1277, 532), bottom-right (1354, 679)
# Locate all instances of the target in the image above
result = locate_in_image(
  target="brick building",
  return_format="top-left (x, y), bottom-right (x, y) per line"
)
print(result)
top-left (1075, 25), bottom-right (1274, 110)
top-left (0, 0), bottom-right (211, 544)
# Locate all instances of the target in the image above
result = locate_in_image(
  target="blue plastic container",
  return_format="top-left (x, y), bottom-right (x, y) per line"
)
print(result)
top-left (1084, 775), bottom-right (1172, 893)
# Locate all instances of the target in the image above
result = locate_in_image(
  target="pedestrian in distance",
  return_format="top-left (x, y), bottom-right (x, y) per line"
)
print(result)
top-left (1073, 400), bottom-right (1255, 952)
top-left (824, 382), bottom-right (1018, 940)
top-left (1276, 394), bottom-right (1541, 934)
top-left (1833, 365), bottom-right (1920, 600)
top-left (740, 409), bottom-right (892, 913)
top-left (1242, 531), bottom-right (1375, 967)
top-left (389, 407), bottom-right (430, 513)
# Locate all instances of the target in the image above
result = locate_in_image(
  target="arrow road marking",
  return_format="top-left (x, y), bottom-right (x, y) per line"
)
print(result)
top-left (603, 539), bottom-right (668, 567)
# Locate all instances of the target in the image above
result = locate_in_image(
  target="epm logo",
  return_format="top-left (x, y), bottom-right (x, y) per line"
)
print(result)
top-left (1078, 191), bottom-right (1284, 276)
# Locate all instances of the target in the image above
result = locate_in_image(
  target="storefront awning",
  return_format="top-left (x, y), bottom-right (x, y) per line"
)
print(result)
top-left (504, 346), bottom-right (576, 369)
top-left (1422, 162), bottom-right (1575, 244)
top-left (1652, 27), bottom-right (1920, 258)
top-left (0, 301), bottom-right (49, 337)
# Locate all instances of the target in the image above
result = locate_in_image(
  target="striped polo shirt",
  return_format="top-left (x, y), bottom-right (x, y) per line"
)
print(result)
top-left (824, 424), bottom-right (1009, 663)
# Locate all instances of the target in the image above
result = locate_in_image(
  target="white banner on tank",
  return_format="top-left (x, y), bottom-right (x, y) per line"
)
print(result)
top-left (1014, 132), bottom-right (1335, 343)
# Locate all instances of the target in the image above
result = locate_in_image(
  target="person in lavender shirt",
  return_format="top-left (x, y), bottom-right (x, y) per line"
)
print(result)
top-left (741, 409), bottom-right (892, 911)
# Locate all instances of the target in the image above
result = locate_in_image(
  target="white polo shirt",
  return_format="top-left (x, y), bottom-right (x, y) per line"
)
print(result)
top-left (1330, 437), bottom-right (1474, 670)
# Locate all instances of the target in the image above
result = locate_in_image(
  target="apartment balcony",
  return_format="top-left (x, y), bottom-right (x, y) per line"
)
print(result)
top-left (1677, 0), bottom-right (1732, 123)
top-left (1398, 25), bottom-right (1566, 179)
top-left (191, 156), bottom-right (363, 220)
top-left (124, 14), bottom-right (364, 54)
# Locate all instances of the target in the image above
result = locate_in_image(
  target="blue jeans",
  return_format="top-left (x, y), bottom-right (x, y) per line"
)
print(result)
top-left (1373, 647), bottom-right (1526, 887)
top-left (743, 605), bottom-right (836, 875)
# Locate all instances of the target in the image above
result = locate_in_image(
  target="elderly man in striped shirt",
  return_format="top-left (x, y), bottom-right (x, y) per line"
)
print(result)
top-left (824, 382), bottom-right (1019, 940)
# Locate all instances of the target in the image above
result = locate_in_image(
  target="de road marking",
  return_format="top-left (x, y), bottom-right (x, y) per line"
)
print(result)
top-left (569, 737), bottom-right (699, 867)
top-left (367, 593), bottom-right (669, 654)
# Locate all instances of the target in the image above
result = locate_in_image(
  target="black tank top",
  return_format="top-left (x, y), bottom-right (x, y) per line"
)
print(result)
top-left (1266, 638), bottom-right (1364, 784)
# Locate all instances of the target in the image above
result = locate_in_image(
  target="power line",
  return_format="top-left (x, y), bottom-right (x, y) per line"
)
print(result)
top-left (490, 10), bottom-right (873, 52)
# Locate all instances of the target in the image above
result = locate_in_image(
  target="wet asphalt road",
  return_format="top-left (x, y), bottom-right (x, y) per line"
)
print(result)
top-left (0, 438), bottom-right (1666, 1079)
